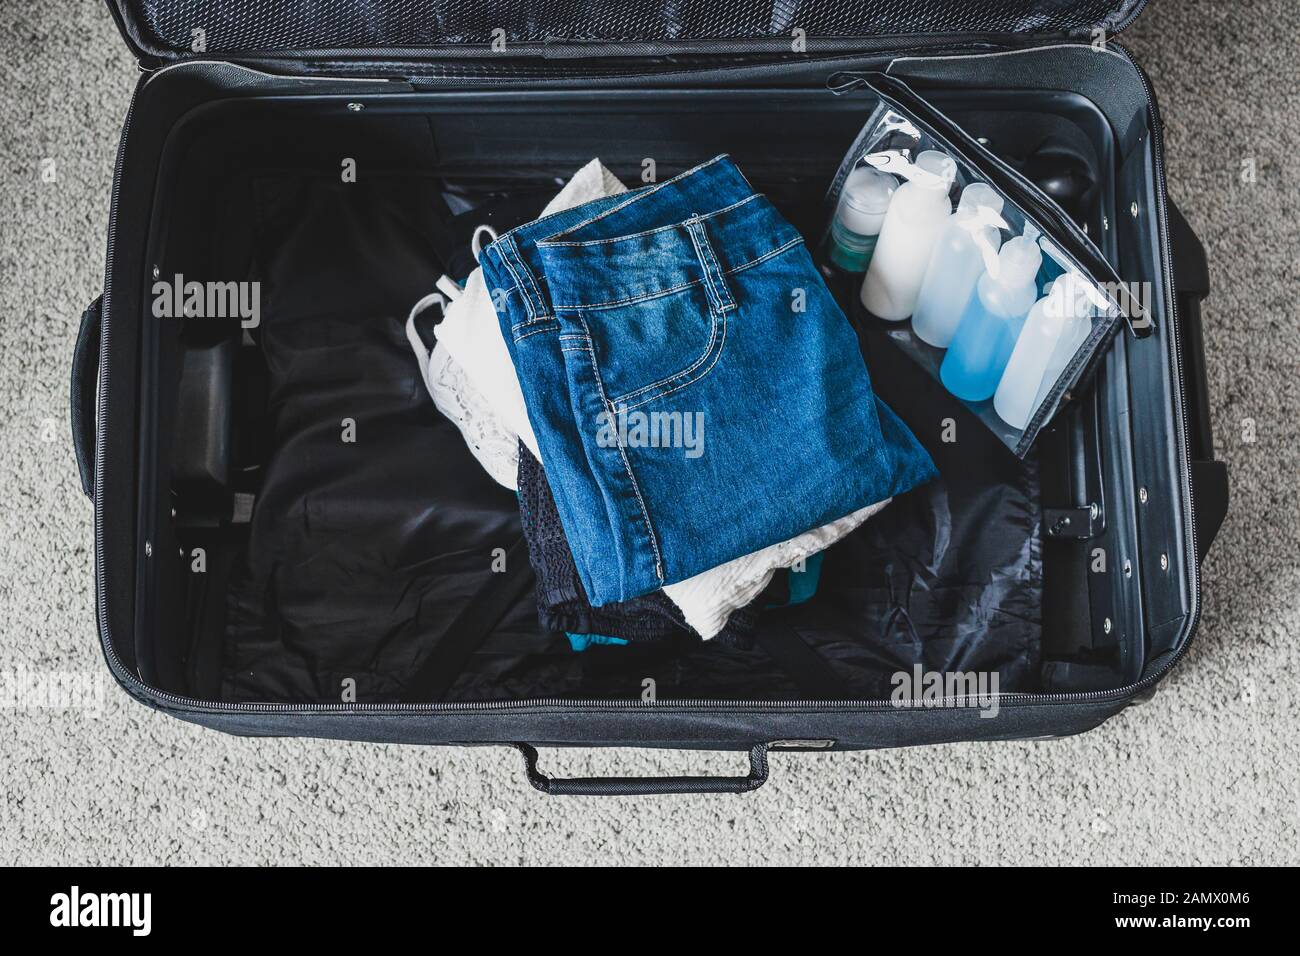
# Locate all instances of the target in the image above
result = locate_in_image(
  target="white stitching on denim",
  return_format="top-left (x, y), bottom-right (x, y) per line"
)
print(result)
top-left (685, 218), bottom-right (736, 315)
top-left (616, 309), bottom-right (728, 413)
top-left (589, 231), bottom-right (800, 408)
top-left (609, 292), bottom-right (721, 405)
top-left (552, 236), bottom-right (803, 312)
top-left (511, 316), bottom-right (560, 333)
top-left (479, 153), bottom-right (750, 356)
top-left (685, 219), bottom-right (724, 315)
top-left (558, 278), bottom-right (699, 311)
top-left (693, 219), bottom-right (736, 311)
top-left (494, 239), bottom-right (534, 320)
top-left (503, 235), bottom-right (551, 322)
top-left (513, 325), bottom-right (558, 343)
top-left (484, 155), bottom-right (731, 250)
top-left (574, 315), bottom-right (665, 584)
top-left (536, 195), bottom-right (763, 248)
top-left (541, 155), bottom-right (733, 244)
top-left (730, 235), bottom-right (805, 273)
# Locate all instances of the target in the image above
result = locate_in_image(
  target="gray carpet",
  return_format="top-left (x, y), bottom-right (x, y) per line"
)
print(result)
top-left (1, 0), bottom-right (1296, 866)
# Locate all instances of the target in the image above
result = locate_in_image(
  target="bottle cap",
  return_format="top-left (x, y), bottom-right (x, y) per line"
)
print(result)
top-left (957, 182), bottom-right (1006, 216)
top-left (1045, 272), bottom-right (1097, 320)
top-left (840, 167), bottom-right (897, 217)
top-left (994, 235), bottom-right (1043, 285)
top-left (954, 184), bottom-right (1008, 259)
top-left (915, 150), bottom-right (957, 189)
top-left (836, 167), bottom-right (898, 237)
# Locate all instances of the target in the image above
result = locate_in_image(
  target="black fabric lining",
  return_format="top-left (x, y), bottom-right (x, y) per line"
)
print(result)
top-left (214, 165), bottom-right (1042, 703)
top-left (401, 537), bottom-right (538, 701)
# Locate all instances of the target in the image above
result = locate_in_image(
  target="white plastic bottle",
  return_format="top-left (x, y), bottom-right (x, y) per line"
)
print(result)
top-left (860, 150), bottom-right (957, 321)
top-left (912, 183), bottom-right (1006, 348)
top-left (993, 274), bottom-right (1095, 429)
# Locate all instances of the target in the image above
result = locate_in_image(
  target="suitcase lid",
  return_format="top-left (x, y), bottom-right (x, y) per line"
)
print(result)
top-left (108, 0), bottom-right (1149, 66)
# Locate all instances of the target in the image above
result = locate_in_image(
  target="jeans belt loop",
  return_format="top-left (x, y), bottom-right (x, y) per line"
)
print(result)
top-left (685, 216), bottom-right (736, 316)
top-left (500, 234), bottom-right (550, 322)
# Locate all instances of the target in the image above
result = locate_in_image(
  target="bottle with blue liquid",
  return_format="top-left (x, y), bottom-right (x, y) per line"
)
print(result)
top-left (940, 235), bottom-right (1043, 403)
top-left (912, 183), bottom-right (1006, 349)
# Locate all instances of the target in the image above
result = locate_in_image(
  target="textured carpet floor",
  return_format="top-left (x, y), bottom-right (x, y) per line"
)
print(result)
top-left (1, 0), bottom-right (1296, 866)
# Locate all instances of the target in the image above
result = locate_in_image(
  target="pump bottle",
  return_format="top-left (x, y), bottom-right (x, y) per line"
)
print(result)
top-left (860, 150), bottom-right (957, 321)
top-left (912, 183), bottom-right (1006, 348)
top-left (939, 234), bottom-right (1043, 403)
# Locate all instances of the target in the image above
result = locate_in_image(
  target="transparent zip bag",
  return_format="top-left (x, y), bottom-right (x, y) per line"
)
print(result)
top-left (822, 72), bottom-right (1146, 457)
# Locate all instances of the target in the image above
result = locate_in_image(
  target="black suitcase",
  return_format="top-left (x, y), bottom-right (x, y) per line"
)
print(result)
top-left (75, 0), bottom-right (1229, 794)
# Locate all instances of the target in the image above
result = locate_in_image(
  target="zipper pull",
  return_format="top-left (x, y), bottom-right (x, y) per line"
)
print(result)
top-left (826, 72), bottom-right (872, 96)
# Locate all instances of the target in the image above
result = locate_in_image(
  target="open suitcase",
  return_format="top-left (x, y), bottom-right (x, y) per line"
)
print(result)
top-left (76, 0), bottom-right (1230, 794)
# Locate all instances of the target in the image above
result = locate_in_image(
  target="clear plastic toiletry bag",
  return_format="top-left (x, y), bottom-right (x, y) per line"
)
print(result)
top-left (822, 71), bottom-right (1147, 458)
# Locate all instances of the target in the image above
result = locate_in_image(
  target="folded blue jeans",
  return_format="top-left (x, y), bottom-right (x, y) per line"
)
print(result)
top-left (481, 156), bottom-right (936, 606)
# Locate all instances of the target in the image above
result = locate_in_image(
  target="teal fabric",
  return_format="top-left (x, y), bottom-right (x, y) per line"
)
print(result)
top-left (563, 550), bottom-right (824, 651)
top-left (782, 552), bottom-right (825, 607)
top-left (763, 552), bottom-right (825, 610)
top-left (565, 632), bottom-right (630, 652)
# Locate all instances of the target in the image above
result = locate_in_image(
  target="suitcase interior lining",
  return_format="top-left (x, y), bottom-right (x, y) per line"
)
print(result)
top-left (136, 88), bottom-right (1138, 703)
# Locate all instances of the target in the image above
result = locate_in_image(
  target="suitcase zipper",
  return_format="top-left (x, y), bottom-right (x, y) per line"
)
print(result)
top-left (110, 0), bottom-right (1150, 70)
top-left (303, 44), bottom-right (1002, 86)
top-left (92, 40), bottom-right (1202, 719)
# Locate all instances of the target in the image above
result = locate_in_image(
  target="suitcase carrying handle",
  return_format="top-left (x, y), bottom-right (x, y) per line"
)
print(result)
top-left (71, 295), bottom-right (102, 500)
top-left (1167, 200), bottom-right (1228, 564)
top-left (516, 744), bottom-right (769, 796)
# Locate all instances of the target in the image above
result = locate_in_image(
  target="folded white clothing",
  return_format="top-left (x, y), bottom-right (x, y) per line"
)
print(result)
top-left (427, 343), bottom-right (520, 490)
top-left (663, 498), bottom-right (892, 640)
top-left (432, 158), bottom-right (628, 463)
top-left (433, 267), bottom-right (541, 458)
top-left (406, 294), bottom-right (520, 490)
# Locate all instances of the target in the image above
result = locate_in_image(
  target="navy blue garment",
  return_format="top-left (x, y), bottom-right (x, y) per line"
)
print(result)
top-left (516, 442), bottom-right (762, 646)
top-left (516, 443), bottom-right (683, 644)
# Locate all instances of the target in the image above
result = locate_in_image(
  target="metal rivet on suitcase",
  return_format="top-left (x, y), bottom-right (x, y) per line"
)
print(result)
top-left (1103, 617), bottom-right (1112, 634)
top-left (1131, 202), bottom-right (1140, 219)
top-left (144, 540), bottom-right (152, 557)
top-left (1139, 487), bottom-right (1149, 504)
top-left (1160, 553), bottom-right (1169, 571)
top-left (347, 102), bottom-right (364, 112)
